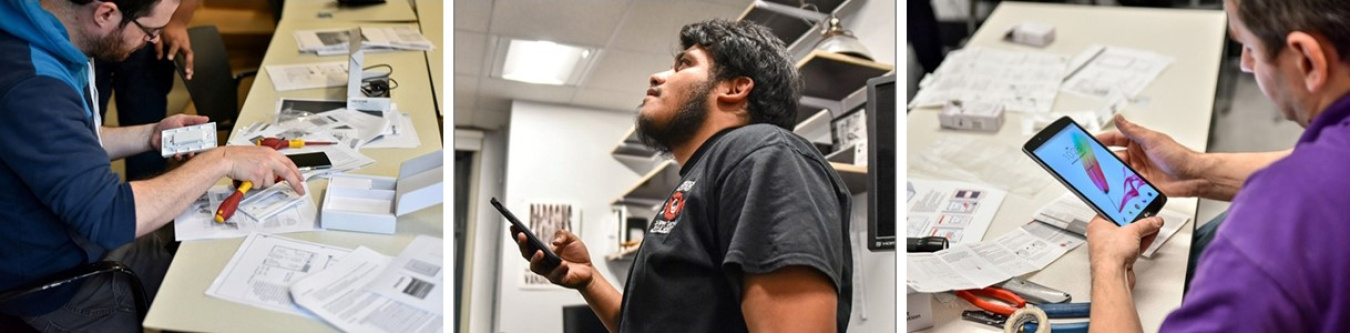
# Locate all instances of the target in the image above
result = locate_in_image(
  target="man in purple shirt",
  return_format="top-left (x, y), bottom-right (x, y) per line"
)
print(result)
top-left (1086, 0), bottom-right (1350, 331)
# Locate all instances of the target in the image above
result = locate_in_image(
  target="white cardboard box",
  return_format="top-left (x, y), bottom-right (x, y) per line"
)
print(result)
top-left (906, 288), bottom-right (934, 332)
top-left (1005, 21), bottom-right (1055, 47)
top-left (321, 150), bottom-right (444, 234)
top-left (939, 100), bottom-right (1005, 132)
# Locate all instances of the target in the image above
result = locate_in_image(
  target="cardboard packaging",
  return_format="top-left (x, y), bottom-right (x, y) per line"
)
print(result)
top-left (321, 150), bottom-right (444, 234)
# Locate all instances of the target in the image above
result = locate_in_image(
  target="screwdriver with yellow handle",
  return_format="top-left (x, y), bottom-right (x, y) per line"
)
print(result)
top-left (214, 181), bottom-right (252, 223)
top-left (214, 137), bottom-right (311, 223)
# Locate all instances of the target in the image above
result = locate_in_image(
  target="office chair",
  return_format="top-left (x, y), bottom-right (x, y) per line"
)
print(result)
top-left (0, 261), bottom-right (149, 332)
top-left (176, 25), bottom-right (258, 132)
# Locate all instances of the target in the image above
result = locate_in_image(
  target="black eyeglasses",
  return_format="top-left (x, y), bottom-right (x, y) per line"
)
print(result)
top-left (130, 20), bottom-right (161, 43)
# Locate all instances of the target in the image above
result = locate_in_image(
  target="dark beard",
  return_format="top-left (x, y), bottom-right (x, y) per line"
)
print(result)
top-left (635, 81), bottom-right (711, 154)
top-left (88, 29), bottom-right (136, 62)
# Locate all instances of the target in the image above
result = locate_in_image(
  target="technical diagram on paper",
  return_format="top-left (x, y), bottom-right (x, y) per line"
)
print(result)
top-left (173, 184), bottom-right (319, 242)
top-left (1033, 192), bottom-right (1191, 257)
top-left (909, 47), bottom-right (1068, 113)
top-left (906, 178), bottom-right (1007, 244)
top-left (206, 233), bottom-right (351, 317)
top-left (1062, 44), bottom-right (1174, 100)
top-left (290, 245), bottom-right (444, 333)
top-left (265, 61), bottom-right (349, 91)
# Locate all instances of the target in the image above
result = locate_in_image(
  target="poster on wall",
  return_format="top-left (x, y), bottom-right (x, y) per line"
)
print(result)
top-left (520, 202), bottom-right (581, 290)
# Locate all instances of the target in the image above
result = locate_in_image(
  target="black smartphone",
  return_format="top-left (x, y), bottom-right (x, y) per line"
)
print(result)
top-left (490, 197), bottom-right (562, 270)
top-left (1023, 116), bottom-right (1167, 226)
top-left (286, 152), bottom-right (333, 171)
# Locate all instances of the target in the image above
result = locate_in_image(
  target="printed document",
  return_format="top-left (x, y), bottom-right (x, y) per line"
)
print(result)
top-left (206, 233), bottom-right (352, 317)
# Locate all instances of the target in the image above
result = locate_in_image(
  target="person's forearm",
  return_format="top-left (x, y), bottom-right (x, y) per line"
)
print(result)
top-left (1194, 149), bottom-right (1292, 201)
top-left (1089, 265), bottom-right (1144, 333)
top-left (172, 0), bottom-right (200, 25)
top-left (128, 149), bottom-right (226, 237)
top-left (100, 124), bottom-right (155, 160)
top-left (580, 268), bottom-right (624, 333)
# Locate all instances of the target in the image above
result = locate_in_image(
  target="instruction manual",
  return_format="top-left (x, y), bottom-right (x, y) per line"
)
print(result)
top-left (909, 47), bottom-right (1068, 113)
top-left (1062, 44), bottom-right (1174, 100)
top-left (1033, 192), bottom-right (1191, 258)
top-left (173, 184), bottom-right (319, 242)
top-left (906, 220), bottom-right (1085, 293)
top-left (906, 178), bottom-right (1007, 244)
top-left (294, 27), bottom-right (434, 56)
top-left (206, 233), bottom-right (352, 317)
top-left (265, 61), bottom-right (349, 91)
top-left (290, 236), bottom-right (444, 333)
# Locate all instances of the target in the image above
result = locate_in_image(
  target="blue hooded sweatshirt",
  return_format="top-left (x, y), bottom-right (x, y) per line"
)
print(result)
top-left (0, 1), bottom-right (138, 316)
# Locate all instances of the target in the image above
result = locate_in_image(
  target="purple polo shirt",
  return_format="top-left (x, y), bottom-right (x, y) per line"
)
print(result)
top-left (1161, 94), bottom-right (1350, 332)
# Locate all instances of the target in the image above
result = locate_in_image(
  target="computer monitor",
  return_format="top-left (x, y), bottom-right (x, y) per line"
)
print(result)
top-left (865, 73), bottom-right (896, 251)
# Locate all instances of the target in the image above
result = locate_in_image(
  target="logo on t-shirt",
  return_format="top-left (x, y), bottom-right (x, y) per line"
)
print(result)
top-left (652, 180), bottom-right (696, 234)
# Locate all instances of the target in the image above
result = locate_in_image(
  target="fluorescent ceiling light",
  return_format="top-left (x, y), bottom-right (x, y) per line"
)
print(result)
top-left (500, 39), bottom-right (593, 86)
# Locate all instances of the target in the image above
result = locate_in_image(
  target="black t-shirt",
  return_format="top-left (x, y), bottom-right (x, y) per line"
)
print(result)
top-left (617, 124), bottom-right (854, 332)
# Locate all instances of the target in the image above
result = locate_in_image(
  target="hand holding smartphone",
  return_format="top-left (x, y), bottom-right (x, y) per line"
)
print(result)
top-left (1024, 117), bottom-right (1167, 226)
top-left (490, 197), bottom-right (563, 270)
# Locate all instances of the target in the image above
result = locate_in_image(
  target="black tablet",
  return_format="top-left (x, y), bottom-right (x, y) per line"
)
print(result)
top-left (1023, 116), bottom-right (1167, 226)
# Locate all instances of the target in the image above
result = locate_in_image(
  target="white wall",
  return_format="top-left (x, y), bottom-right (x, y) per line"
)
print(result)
top-left (465, 129), bottom-right (508, 333)
top-left (495, 101), bottom-right (641, 333)
top-left (841, 1), bottom-right (899, 332)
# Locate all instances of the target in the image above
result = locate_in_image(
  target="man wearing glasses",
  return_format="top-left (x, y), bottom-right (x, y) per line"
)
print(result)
top-left (0, 0), bottom-right (305, 331)
top-left (95, 0), bottom-right (200, 183)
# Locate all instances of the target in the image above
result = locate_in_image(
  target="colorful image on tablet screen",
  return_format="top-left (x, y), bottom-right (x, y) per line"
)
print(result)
top-left (1032, 125), bottom-right (1159, 225)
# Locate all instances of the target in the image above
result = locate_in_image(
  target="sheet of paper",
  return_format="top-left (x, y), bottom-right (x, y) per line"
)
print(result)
top-left (906, 253), bottom-right (976, 293)
top-left (1062, 44), bottom-right (1174, 100)
top-left (910, 136), bottom-right (1056, 196)
top-left (906, 178), bottom-right (1007, 244)
top-left (369, 236), bottom-right (444, 314)
top-left (265, 62), bottom-right (349, 91)
top-left (362, 113), bottom-right (421, 149)
top-left (293, 27), bottom-right (432, 55)
top-left (909, 47), bottom-right (1068, 113)
top-left (937, 245), bottom-right (1013, 287)
top-left (291, 247), bottom-right (444, 333)
top-left (206, 233), bottom-right (351, 317)
top-left (173, 185), bottom-right (321, 242)
top-left (1033, 192), bottom-right (1190, 257)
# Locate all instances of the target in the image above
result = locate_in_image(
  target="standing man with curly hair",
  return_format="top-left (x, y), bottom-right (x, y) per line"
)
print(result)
top-left (509, 19), bottom-right (854, 332)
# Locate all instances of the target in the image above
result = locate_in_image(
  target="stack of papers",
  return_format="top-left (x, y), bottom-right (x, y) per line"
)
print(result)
top-left (295, 27), bottom-right (434, 56)
top-left (909, 47), bottom-right (1069, 113)
top-left (173, 183), bottom-right (320, 242)
top-left (205, 233), bottom-right (350, 316)
top-left (291, 236), bottom-right (444, 333)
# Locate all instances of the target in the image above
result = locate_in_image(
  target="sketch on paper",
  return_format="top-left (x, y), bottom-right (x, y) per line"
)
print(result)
top-left (909, 47), bottom-right (1068, 113)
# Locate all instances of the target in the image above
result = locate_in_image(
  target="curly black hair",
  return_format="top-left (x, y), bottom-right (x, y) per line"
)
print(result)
top-left (680, 19), bottom-right (802, 130)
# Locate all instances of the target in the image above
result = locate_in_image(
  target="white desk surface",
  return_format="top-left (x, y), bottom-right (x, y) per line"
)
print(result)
top-left (415, 0), bottom-right (444, 116)
top-left (142, 17), bottom-right (444, 333)
top-left (282, 0), bottom-right (418, 22)
top-left (909, 3), bottom-right (1226, 332)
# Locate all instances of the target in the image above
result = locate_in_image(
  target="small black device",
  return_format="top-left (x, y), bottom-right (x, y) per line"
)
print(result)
top-left (285, 152), bottom-right (333, 171)
top-left (905, 237), bottom-right (949, 253)
top-left (866, 73), bottom-right (897, 251)
top-left (1023, 116), bottom-right (1167, 226)
top-left (490, 198), bottom-right (563, 270)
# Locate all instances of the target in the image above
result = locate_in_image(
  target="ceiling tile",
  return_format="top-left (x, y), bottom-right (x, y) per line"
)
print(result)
top-left (453, 106), bottom-right (475, 126)
top-left (573, 89), bottom-right (644, 113)
top-left (581, 50), bottom-right (670, 92)
top-left (489, 0), bottom-right (629, 47)
top-left (474, 108), bottom-right (511, 130)
top-left (453, 31), bottom-right (488, 76)
top-left (479, 78), bottom-right (578, 109)
top-left (453, 0), bottom-right (492, 32)
top-left (454, 74), bottom-right (478, 110)
top-left (610, 0), bottom-right (746, 53)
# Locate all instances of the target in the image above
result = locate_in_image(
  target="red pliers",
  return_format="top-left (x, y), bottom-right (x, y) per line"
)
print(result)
top-left (956, 287), bottom-right (1026, 316)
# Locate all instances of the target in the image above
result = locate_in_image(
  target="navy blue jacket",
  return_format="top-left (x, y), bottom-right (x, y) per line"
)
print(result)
top-left (0, 1), bottom-right (137, 316)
